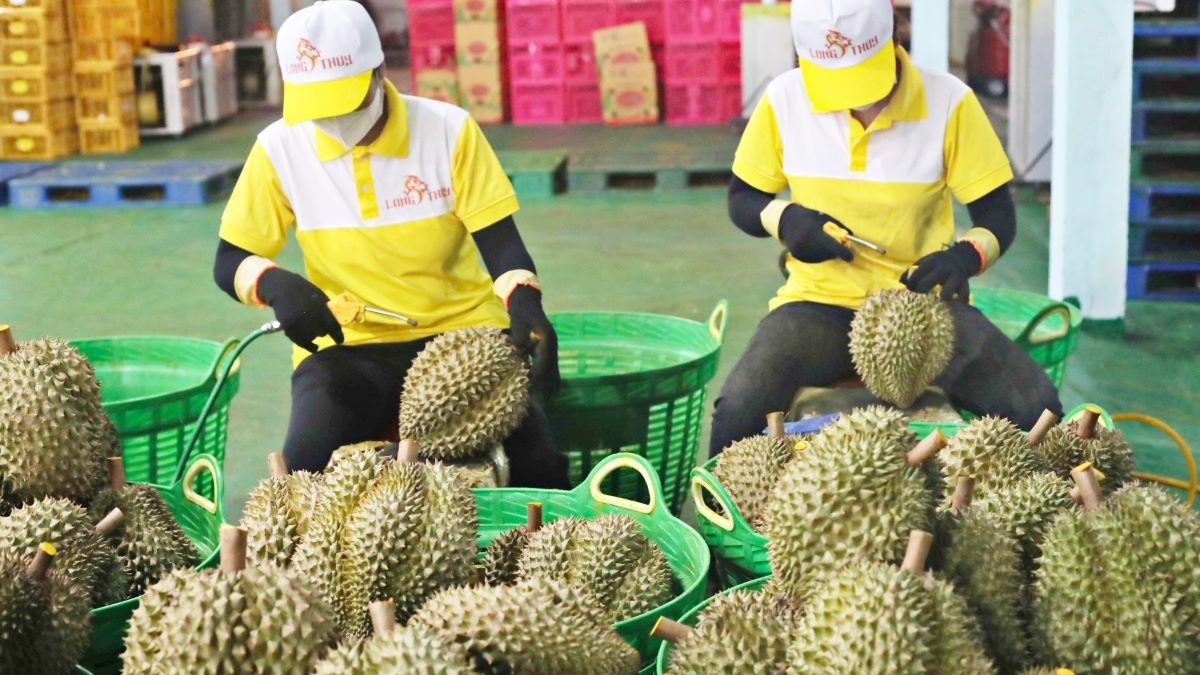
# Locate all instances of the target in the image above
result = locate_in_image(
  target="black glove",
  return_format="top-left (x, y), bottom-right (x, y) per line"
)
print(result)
top-left (777, 205), bottom-right (855, 263)
top-left (903, 241), bottom-right (982, 302)
top-left (257, 268), bottom-right (344, 353)
top-left (508, 284), bottom-right (560, 398)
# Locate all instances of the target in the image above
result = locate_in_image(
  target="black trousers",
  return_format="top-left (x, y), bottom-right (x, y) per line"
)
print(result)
top-left (708, 300), bottom-right (1064, 456)
top-left (283, 339), bottom-right (569, 489)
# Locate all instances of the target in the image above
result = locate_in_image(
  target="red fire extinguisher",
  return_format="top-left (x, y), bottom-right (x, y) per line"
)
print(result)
top-left (966, 0), bottom-right (1010, 98)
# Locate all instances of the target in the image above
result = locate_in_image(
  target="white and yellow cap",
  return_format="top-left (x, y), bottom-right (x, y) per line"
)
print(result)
top-left (276, 0), bottom-right (384, 125)
top-left (792, 0), bottom-right (896, 113)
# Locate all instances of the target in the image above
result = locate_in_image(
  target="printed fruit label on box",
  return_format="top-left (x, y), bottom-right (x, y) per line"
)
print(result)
top-left (593, 22), bottom-right (651, 69)
top-left (416, 68), bottom-right (460, 105)
top-left (454, 0), bottom-right (497, 23)
top-left (600, 62), bottom-right (658, 125)
top-left (457, 64), bottom-right (504, 124)
top-left (455, 22), bottom-right (501, 65)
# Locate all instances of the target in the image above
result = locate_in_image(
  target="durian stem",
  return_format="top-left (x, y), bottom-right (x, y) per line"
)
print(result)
top-left (1027, 409), bottom-right (1060, 446)
top-left (650, 617), bottom-right (693, 644)
top-left (24, 543), bottom-right (55, 582)
top-left (906, 430), bottom-right (946, 466)
top-left (108, 456), bottom-right (127, 490)
top-left (900, 530), bottom-right (934, 575)
top-left (0, 325), bottom-right (15, 356)
top-left (766, 412), bottom-right (787, 439)
top-left (219, 525), bottom-right (248, 572)
top-left (1070, 468), bottom-right (1103, 510)
top-left (1076, 406), bottom-right (1101, 440)
top-left (397, 439), bottom-right (420, 464)
top-left (368, 599), bottom-right (397, 633)
top-left (94, 508), bottom-right (124, 537)
top-left (267, 452), bottom-right (288, 478)
top-left (951, 476), bottom-right (975, 509)
top-left (526, 502), bottom-right (543, 532)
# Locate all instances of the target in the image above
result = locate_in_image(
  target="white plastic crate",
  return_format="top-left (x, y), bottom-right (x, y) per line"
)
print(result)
top-left (134, 47), bottom-right (203, 137)
top-left (234, 37), bottom-right (281, 109)
top-left (198, 41), bottom-right (237, 123)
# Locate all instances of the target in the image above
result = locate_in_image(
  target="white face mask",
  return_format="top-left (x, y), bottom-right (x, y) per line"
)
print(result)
top-left (313, 78), bottom-right (384, 147)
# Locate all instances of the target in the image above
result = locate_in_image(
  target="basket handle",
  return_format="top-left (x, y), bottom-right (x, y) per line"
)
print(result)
top-left (203, 338), bottom-right (241, 383)
top-left (1017, 303), bottom-right (1072, 346)
top-left (707, 300), bottom-right (729, 344)
top-left (587, 453), bottom-right (664, 517)
top-left (181, 454), bottom-right (222, 516)
top-left (691, 468), bottom-right (735, 532)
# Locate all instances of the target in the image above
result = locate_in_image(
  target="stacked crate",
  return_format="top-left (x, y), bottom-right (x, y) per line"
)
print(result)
top-left (560, 0), bottom-right (610, 122)
top-left (455, 0), bottom-right (506, 123)
top-left (662, 0), bottom-right (742, 124)
top-left (69, 0), bottom-right (139, 154)
top-left (0, 0), bottom-right (76, 160)
top-left (137, 0), bottom-right (176, 45)
top-left (507, 0), bottom-right (564, 124)
top-left (408, 0), bottom-right (459, 104)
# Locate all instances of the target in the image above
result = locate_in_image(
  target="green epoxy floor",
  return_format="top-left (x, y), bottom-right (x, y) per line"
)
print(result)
top-left (2, 116), bottom-right (1198, 518)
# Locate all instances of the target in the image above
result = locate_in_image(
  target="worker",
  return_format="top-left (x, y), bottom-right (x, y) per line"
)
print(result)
top-left (711, 0), bottom-right (1062, 455)
top-left (212, 0), bottom-right (568, 488)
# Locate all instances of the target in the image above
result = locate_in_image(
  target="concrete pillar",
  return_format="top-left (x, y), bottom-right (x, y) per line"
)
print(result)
top-left (910, 0), bottom-right (950, 72)
top-left (1048, 0), bottom-right (1132, 321)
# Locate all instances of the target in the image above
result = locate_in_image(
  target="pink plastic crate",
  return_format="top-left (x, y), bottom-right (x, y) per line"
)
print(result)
top-left (565, 82), bottom-right (603, 122)
top-left (664, 40), bottom-right (720, 82)
top-left (665, 81), bottom-right (724, 124)
top-left (563, 41), bottom-right (598, 84)
top-left (561, 0), bottom-right (615, 43)
top-left (410, 41), bottom-right (456, 71)
top-left (719, 41), bottom-right (740, 83)
top-left (615, 0), bottom-right (665, 44)
top-left (407, 0), bottom-right (456, 43)
top-left (652, 44), bottom-right (665, 72)
top-left (665, 0), bottom-right (719, 39)
top-left (506, 0), bottom-right (561, 43)
top-left (508, 41), bottom-right (564, 82)
top-left (718, 0), bottom-right (742, 42)
top-left (512, 82), bottom-right (566, 124)
top-left (722, 81), bottom-right (743, 119)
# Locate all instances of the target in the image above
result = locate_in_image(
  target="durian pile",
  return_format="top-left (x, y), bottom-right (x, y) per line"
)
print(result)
top-left (0, 328), bottom-right (200, 674)
top-left (670, 404), bottom-right (1199, 674)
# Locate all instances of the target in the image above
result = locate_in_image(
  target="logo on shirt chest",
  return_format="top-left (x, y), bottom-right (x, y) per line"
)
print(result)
top-left (384, 174), bottom-right (452, 209)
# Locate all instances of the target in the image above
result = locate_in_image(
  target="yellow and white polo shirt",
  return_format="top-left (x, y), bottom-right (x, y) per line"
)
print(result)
top-left (220, 79), bottom-right (515, 364)
top-left (733, 47), bottom-right (1013, 311)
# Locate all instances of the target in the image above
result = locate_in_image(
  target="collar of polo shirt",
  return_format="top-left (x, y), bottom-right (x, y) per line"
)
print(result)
top-left (314, 79), bottom-right (410, 161)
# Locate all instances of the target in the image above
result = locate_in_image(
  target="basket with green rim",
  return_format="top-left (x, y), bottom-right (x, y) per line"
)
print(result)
top-left (693, 404), bottom-right (1112, 587)
top-left (76, 451), bottom-right (226, 675)
top-left (473, 452), bottom-right (711, 668)
top-left (654, 575), bottom-right (771, 673)
top-left (971, 287), bottom-right (1082, 388)
top-left (545, 302), bottom-right (727, 515)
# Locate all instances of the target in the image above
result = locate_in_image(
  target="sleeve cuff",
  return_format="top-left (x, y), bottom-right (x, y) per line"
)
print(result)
top-left (732, 160), bottom-right (788, 195)
top-left (952, 163), bottom-right (1015, 205)
top-left (460, 194), bottom-right (520, 233)
top-left (218, 224), bottom-right (286, 259)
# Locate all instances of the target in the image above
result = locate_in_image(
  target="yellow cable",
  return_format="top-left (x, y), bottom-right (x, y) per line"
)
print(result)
top-left (1112, 413), bottom-right (1197, 508)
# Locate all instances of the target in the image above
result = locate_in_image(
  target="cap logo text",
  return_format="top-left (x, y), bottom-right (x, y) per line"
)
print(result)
top-left (287, 37), bottom-right (356, 75)
top-left (808, 29), bottom-right (879, 60)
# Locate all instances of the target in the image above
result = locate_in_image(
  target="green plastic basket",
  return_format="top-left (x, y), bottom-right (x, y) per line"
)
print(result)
top-left (70, 336), bottom-right (241, 488)
top-left (76, 452), bottom-right (226, 675)
top-left (544, 303), bottom-right (727, 515)
top-left (971, 287), bottom-right (1082, 388)
top-left (655, 575), bottom-right (771, 673)
top-left (473, 452), bottom-right (711, 667)
top-left (692, 404), bottom-right (1112, 587)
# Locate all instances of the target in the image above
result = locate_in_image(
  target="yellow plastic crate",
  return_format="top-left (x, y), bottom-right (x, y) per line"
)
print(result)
top-left (0, 67), bottom-right (72, 101)
top-left (73, 63), bottom-right (134, 97)
top-left (0, 123), bottom-right (76, 159)
top-left (0, 7), bottom-right (66, 41)
top-left (1, 0), bottom-right (64, 11)
top-left (71, 37), bottom-right (135, 67)
top-left (0, 98), bottom-right (72, 129)
top-left (1, 39), bottom-right (69, 70)
top-left (74, 92), bottom-right (136, 124)
top-left (67, 1), bottom-right (138, 40)
top-left (78, 118), bottom-right (138, 154)
top-left (137, 0), bottom-right (174, 44)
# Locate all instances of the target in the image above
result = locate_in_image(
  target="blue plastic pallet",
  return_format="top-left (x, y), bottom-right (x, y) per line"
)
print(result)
top-left (1131, 100), bottom-right (1200, 141)
top-left (8, 160), bottom-right (243, 209)
top-left (1129, 221), bottom-right (1200, 260)
top-left (0, 161), bottom-right (52, 206)
top-left (1129, 182), bottom-right (1200, 225)
top-left (1128, 259), bottom-right (1200, 301)
top-left (1132, 59), bottom-right (1200, 103)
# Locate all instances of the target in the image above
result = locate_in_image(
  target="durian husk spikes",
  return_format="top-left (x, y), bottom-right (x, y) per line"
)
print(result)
top-left (0, 325), bottom-right (15, 356)
top-left (94, 507), bottom-right (124, 537)
top-left (24, 541), bottom-right (55, 581)
top-left (766, 412), bottom-right (786, 439)
top-left (951, 476), bottom-right (975, 510)
top-left (907, 430), bottom-right (947, 466)
top-left (220, 525), bottom-right (248, 572)
top-left (651, 616), bottom-right (693, 645)
top-left (1026, 409), bottom-right (1061, 447)
top-left (900, 529), bottom-right (934, 575)
top-left (1069, 465), bottom-right (1103, 510)
top-left (267, 452), bottom-right (288, 478)
top-left (369, 599), bottom-right (397, 633)
top-left (526, 502), bottom-right (543, 532)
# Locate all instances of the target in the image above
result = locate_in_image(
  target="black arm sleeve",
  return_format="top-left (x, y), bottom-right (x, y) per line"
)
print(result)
top-left (471, 216), bottom-right (538, 279)
top-left (727, 175), bottom-right (775, 238)
top-left (965, 182), bottom-right (1017, 255)
top-left (213, 238), bottom-right (253, 301)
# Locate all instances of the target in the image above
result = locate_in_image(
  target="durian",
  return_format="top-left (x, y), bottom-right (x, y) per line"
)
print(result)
top-left (0, 496), bottom-right (126, 605)
top-left (939, 416), bottom-right (1049, 502)
top-left (973, 472), bottom-right (1075, 569)
top-left (762, 406), bottom-right (936, 603)
top-left (87, 457), bottom-right (196, 598)
top-left (0, 331), bottom-right (114, 502)
top-left (398, 327), bottom-right (531, 461)
top-left (848, 288), bottom-right (955, 408)
top-left (122, 526), bottom-right (338, 675)
top-left (662, 589), bottom-right (800, 674)
top-left (1033, 409), bottom-right (1134, 493)
top-left (479, 502), bottom-right (542, 586)
top-left (711, 414), bottom-right (806, 531)
top-left (411, 577), bottom-right (642, 675)
top-left (242, 453), bottom-right (321, 568)
top-left (517, 513), bottom-right (673, 622)
top-left (0, 543), bottom-right (92, 675)
top-left (312, 599), bottom-right (473, 674)
top-left (1034, 483), bottom-right (1200, 673)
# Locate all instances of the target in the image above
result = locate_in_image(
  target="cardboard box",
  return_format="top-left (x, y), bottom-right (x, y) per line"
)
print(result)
top-left (592, 22), bottom-right (651, 70)
top-left (415, 68), bottom-right (460, 105)
top-left (599, 61), bottom-right (658, 125)
top-left (457, 63), bottom-right (504, 124)
top-left (454, 0), bottom-right (498, 23)
top-left (455, 21), bottom-right (501, 65)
